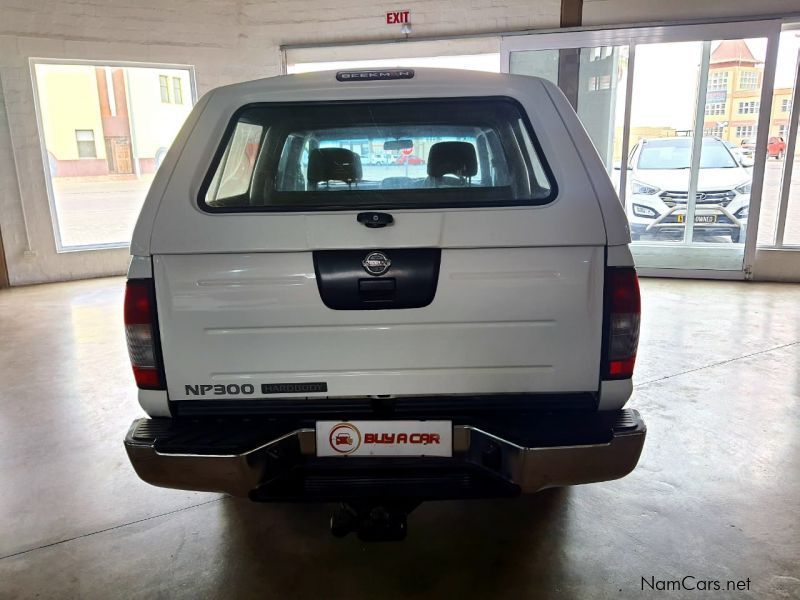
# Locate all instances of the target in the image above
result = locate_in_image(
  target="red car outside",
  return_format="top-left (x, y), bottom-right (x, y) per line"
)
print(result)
top-left (394, 155), bottom-right (426, 165)
top-left (740, 136), bottom-right (786, 159)
top-left (768, 136), bottom-right (786, 159)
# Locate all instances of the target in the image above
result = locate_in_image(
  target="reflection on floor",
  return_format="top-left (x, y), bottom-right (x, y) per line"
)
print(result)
top-left (0, 277), bottom-right (798, 598)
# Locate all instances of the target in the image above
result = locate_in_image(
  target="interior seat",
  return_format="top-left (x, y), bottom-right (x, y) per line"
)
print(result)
top-left (307, 148), bottom-right (362, 191)
top-left (425, 141), bottom-right (478, 188)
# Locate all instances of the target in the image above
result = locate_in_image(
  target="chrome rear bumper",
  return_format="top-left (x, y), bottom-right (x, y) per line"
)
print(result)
top-left (124, 409), bottom-right (646, 500)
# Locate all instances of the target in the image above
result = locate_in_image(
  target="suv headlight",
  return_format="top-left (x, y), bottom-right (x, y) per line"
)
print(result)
top-left (735, 182), bottom-right (752, 195)
top-left (632, 180), bottom-right (660, 195)
top-left (632, 204), bottom-right (659, 218)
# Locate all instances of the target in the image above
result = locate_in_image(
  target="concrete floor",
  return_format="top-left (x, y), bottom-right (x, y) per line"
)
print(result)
top-left (1, 277), bottom-right (799, 599)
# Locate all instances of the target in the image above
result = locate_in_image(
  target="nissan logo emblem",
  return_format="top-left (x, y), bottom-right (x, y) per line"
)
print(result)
top-left (362, 251), bottom-right (391, 276)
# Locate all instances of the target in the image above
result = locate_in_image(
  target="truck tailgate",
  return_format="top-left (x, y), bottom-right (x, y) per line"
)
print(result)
top-left (153, 246), bottom-right (604, 402)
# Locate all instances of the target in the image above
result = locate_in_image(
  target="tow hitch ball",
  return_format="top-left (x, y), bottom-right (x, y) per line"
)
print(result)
top-left (330, 502), bottom-right (418, 541)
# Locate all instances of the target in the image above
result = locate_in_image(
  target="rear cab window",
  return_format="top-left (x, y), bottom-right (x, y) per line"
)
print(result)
top-left (201, 98), bottom-right (556, 211)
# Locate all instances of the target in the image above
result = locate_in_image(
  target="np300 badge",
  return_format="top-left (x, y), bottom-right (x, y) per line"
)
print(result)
top-left (362, 251), bottom-right (391, 276)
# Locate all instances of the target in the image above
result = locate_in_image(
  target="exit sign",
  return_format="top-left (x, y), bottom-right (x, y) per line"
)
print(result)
top-left (386, 10), bottom-right (409, 24)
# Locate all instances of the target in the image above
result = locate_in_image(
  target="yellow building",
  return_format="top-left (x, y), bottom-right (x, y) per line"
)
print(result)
top-left (703, 40), bottom-right (792, 145)
top-left (35, 64), bottom-right (192, 177)
top-left (35, 65), bottom-right (107, 176)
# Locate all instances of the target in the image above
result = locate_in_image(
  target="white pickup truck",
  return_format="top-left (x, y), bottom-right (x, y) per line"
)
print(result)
top-left (123, 68), bottom-right (646, 540)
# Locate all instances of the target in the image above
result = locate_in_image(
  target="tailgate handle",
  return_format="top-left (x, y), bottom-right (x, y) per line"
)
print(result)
top-left (357, 212), bottom-right (394, 228)
top-left (358, 278), bottom-right (396, 302)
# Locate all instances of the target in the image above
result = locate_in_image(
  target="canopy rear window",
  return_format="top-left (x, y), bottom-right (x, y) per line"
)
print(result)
top-left (201, 98), bottom-right (556, 212)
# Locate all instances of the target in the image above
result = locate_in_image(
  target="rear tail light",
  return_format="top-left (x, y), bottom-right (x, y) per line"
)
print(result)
top-left (124, 279), bottom-right (164, 390)
top-left (603, 267), bottom-right (641, 380)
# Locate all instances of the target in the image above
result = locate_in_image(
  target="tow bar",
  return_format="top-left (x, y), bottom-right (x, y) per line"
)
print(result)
top-left (330, 501), bottom-right (420, 541)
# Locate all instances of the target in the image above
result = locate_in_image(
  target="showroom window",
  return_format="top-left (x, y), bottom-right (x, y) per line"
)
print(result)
top-left (501, 20), bottom-right (800, 277)
top-left (757, 29), bottom-right (800, 248)
top-left (283, 36), bottom-right (500, 76)
top-left (504, 28), bottom-right (780, 274)
top-left (75, 129), bottom-right (97, 158)
top-left (289, 54), bottom-right (499, 74)
top-left (33, 61), bottom-right (195, 250)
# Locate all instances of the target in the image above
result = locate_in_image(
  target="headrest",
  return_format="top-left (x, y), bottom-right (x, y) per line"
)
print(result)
top-left (307, 148), bottom-right (362, 186)
top-left (427, 142), bottom-right (478, 178)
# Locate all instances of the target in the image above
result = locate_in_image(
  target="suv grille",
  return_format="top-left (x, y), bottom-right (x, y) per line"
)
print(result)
top-left (660, 190), bottom-right (736, 208)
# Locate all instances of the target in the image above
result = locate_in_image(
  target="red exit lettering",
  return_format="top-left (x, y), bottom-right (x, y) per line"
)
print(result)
top-left (386, 10), bottom-right (409, 24)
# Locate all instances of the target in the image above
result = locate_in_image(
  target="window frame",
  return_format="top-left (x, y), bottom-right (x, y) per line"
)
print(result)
top-left (159, 75), bottom-right (170, 103)
top-left (29, 58), bottom-right (197, 253)
top-left (737, 100), bottom-right (760, 114)
top-left (172, 77), bottom-right (183, 104)
top-left (708, 72), bottom-right (728, 92)
top-left (739, 70), bottom-right (759, 90)
top-left (75, 129), bottom-right (97, 158)
top-left (198, 97), bottom-right (559, 214)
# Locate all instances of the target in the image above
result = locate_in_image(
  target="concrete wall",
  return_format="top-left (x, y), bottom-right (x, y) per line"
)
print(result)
top-left (0, 0), bottom-right (561, 286)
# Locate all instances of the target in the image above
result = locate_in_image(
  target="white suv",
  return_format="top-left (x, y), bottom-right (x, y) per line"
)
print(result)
top-left (624, 137), bottom-right (751, 243)
top-left (123, 69), bottom-right (646, 540)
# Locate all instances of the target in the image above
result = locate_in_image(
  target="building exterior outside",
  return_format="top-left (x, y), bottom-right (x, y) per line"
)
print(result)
top-left (36, 65), bottom-right (108, 177)
top-left (703, 39), bottom-right (792, 146)
top-left (35, 64), bottom-right (192, 178)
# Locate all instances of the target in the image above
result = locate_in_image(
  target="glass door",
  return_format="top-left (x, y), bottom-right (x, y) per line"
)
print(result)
top-left (502, 21), bottom-right (781, 277)
top-left (508, 45), bottom-right (630, 188)
top-left (756, 28), bottom-right (800, 249)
